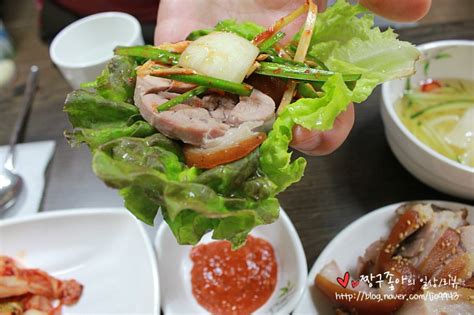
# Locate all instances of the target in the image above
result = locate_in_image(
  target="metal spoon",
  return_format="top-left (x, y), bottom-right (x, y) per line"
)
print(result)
top-left (0, 65), bottom-right (39, 213)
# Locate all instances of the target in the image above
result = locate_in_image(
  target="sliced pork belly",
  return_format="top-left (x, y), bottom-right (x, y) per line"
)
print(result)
top-left (396, 287), bottom-right (474, 315)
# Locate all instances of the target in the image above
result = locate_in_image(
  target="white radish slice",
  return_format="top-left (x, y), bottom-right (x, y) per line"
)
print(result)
top-left (178, 32), bottom-right (259, 83)
top-left (445, 108), bottom-right (474, 149)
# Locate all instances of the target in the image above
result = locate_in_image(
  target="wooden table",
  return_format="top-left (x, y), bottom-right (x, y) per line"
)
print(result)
top-left (1, 18), bottom-right (473, 267)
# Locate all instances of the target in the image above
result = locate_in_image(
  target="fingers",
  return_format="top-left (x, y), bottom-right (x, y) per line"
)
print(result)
top-left (154, 19), bottom-right (194, 44)
top-left (291, 103), bottom-right (355, 156)
top-left (360, 0), bottom-right (432, 22)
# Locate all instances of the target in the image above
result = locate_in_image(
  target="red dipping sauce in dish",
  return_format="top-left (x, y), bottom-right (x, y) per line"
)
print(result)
top-left (190, 235), bottom-right (278, 315)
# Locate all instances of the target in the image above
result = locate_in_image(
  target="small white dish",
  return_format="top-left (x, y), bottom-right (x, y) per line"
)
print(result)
top-left (294, 200), bottom-right (474, 314)
top-left (50, 12), bottom-right (144, 89)
top-left (0, 208), bottom-right (160, 314)
top-left (155, 208), bottom-right (307, 314)
top-left (381, 40), bottom-right (474, 199)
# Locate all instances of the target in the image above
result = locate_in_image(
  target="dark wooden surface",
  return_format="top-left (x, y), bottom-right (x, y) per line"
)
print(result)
top-left (1, 9), bottom-right (473, 267)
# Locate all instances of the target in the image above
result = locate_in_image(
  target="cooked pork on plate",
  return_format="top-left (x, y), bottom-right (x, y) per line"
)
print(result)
top-left (315, 203), bottom-right (474, 315)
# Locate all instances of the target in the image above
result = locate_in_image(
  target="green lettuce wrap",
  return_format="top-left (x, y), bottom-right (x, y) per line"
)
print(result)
top-left (64, 0), bottom-right (419, 248)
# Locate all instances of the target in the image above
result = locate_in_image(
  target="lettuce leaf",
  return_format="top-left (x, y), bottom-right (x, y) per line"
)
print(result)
top-left (293, 0), bottom-right (420, 103)
top-left (64, 90), bottom-right (155, 149)
top-left (92, 134), bottom-right (279, 248)
top-left (65, 120), bottom-right (155, 149)
top-left (259, 0), bottom-right (420, 188)
top-left (95, 56), bottom-right (137, 103)
top-left (259, 74), bottom-right (351, 191)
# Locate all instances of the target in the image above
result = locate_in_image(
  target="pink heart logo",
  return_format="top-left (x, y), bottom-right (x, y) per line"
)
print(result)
top-left (336, 272), bottom-right (350, 288)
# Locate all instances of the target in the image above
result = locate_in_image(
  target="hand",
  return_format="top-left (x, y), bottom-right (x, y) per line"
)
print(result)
top-left (155, 0), bottom-right (431, 156)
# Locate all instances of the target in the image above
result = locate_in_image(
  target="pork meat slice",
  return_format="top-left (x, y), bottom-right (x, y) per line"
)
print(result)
top-left (151, 105), bottom-right (230, 146)
top-left (135, 75), bottom-right (275, 148)
top-left (356, 239), bottom-right (384, 277)
top-left (227, 89), bottom-right (275, 126)
top-left (430, 226), bottom-right (474, 281)
top-left (399, 208), bottom-right (467, 267)
top-left (183, 121), bottom-right (266, 169)
top-left (135, 75), bottom-right (195, 95)
top-left (134, 75), bottom-right (171, 95)
top-left (135, 76), bottom-right (230, 146)
top-left (202, 94), bottom-right (237, 111)
top-left (159, 91), bottom-right (204, 108)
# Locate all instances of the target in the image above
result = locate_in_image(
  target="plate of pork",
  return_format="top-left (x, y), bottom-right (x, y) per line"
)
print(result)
top-left (294, 201), bottom-right (474, 314)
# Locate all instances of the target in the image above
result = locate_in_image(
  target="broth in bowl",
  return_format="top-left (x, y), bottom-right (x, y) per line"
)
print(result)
top-left (396, 78), bottom-right (474, 167)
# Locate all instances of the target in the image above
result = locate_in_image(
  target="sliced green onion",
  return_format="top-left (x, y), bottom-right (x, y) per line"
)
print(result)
top-left (255, 62), bottom-right (360, 82)
top-left (258, 32), bottom-right (285, 51)
top-left (157, 86), bottom-right (208, 112)
top-left (263, 55), bottom-right (309, 67)
top-left (297, 83), bottom-right (319, 98)
top-left (114, 46), bottom-right (180, 65)
top-left (155, 73), bottom-right (252, 96)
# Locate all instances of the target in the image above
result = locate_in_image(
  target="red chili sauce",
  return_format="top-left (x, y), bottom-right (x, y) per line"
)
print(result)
top-left (190, 235), bottom-right (278, 315)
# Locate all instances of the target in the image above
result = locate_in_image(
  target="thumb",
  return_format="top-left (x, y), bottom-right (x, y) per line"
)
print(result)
top-left (360, 0), bottom-right (431, 22)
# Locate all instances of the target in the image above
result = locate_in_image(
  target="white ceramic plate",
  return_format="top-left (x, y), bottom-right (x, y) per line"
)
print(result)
top-left (155, 208), bottom-right (307, 315)
top-left (294, 200), bottom-right (474, 314)
top-left (0, 208), bottom-right (160, 314)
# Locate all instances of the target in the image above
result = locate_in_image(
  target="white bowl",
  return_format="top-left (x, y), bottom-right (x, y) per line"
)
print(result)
top-left (0, 208), bottom-right (160, 314)
top-left (50, 12), bottom-right (144, 89)
top-left (294, 200), bottom-right (474, 314)
top-left (154, 208), bottom-right (307, 314)
top-left (381, 40), bottom-right (474, 199)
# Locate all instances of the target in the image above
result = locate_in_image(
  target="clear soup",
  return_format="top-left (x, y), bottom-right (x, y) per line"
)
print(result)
top-left (396, 78), bottom-right (474, 167)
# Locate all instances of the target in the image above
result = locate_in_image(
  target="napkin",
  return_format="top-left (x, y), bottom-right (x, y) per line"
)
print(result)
top-left (0, 141), bottom-right (55, 219)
